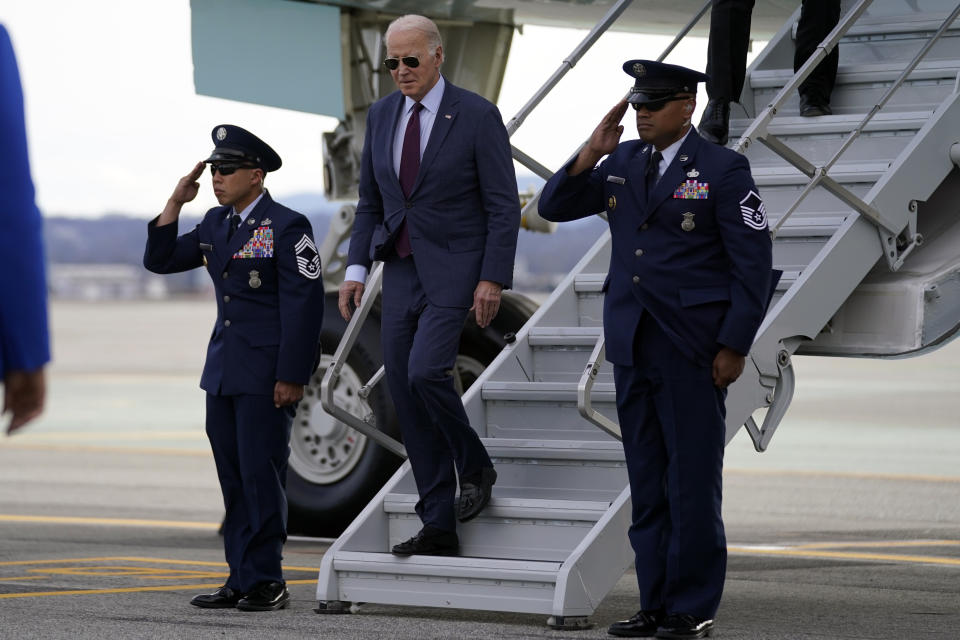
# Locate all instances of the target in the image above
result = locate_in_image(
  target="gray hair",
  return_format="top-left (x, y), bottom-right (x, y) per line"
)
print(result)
top-left (384, 14), bottom-right (443, 60)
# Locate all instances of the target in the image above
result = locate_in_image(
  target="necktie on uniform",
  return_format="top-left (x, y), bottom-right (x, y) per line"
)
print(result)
top-left (395, 102), bottom-right (424, 258)
top-left (228, 211), bottom-right (241, 239)
top-left (646, 150), bottom-right (663, 196)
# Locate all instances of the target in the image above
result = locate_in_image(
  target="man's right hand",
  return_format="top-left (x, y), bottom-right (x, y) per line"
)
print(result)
top-left (158, 162), bottom-right (205, 226)
top-left (171, 162), bottom-right (205, 206)
top-left (338, 280), bottom-right (365, 321)
top-left (569, 100), bottom-right (628, 176)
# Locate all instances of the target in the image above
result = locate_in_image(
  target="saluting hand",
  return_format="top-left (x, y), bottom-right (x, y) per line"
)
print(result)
top-left (157, 162), bottom-right (205, 226)
top-left (171, 162), bottom-right (205, 205)
top-left (472, 280), bottom-right (502, 329)
top-left (569, 100), bottom-right (629, 175)
top-left (338, 280), bottom-right (365, 321)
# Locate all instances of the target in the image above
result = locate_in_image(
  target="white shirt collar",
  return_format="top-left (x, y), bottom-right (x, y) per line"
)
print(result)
top-left (231, 190), bottom-right (265, 220)
top-left (655, 127), bottom-right (693, 175)
top-left (404, 74), bottom-right (445, 115)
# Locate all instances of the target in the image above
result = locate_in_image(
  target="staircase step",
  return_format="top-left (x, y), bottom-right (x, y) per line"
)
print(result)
top-left (482, 437), bottom-right (624, 461)
top-left (750, 162), bottom-right (887, 186)
top-left (384, 493), bottom-right (612, 561)
top-left (332, 551), bottom-right (561, 613)
top-left (528, 326), bottom-right (613, 382)
top-left (750, 60), bottom-right (960, 89)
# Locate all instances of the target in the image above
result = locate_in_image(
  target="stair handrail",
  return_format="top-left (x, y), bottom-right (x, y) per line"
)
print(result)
top-left (319, 263), bottom-right (407, 459)
top-left (737, 0), bottom-right (960, 257)
top-left (577, 336), bottom-right (622, 440)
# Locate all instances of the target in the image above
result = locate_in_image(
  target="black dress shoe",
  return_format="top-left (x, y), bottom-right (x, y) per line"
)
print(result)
top-left (189, 585), bottom-right (243, 609)
top-left (391, 526), bottom-right (459, 556)
top-left (457, 466), bottom-right (497, 522)
top-left (697, 98), bottom-right (730, 146)
top-left (799, 93), bottom-right (832, 117)
top-left (654, 613), bottom-right (714, 639)
top-left (608, 609), bottom-right (664, 637)
top-left (235, 581), bottom-right (290, 612)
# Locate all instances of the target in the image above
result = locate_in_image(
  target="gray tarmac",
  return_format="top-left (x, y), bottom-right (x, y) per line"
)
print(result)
top-left (1, 300), bottom-right (959, 639)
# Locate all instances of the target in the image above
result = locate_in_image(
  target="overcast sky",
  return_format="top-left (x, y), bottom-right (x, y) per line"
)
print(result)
top-left (4, 1), bottom-right (723, 219)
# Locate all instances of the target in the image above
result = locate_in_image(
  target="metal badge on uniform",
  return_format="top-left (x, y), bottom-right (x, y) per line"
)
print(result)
top-left (248, 270), bottom-right (262, 289)
top-left (295, 234), bottom-right (321, 280)
top-left (607, 175), bottom-right (626, 184)
top-left (633, 62), bottom-right (646, 76)
top-left (740, 190), bottom-right (768, 230)
top-left (679, 155), bottom-right (689, 162)
top-left (261, 218), bottom-right (272, 226)
top-left (681, 212), bottom-right (696, 232)
top-left (673, 180), bottom-right (709, 199)
top-left (216, 127), bottom-right (227, 141)
top-left (202, 255), bottom-right (208, 266)
top-left (608, 195), bottom-right (617, 210)
top-left (247, 218), bottom-right (256, 226)
top-left (686, 168), bottom-right (699, 178)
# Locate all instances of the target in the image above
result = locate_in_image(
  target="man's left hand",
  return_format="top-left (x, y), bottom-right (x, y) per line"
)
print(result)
top-left (471, 280), bottom-right (502, 328)
top-left (274, 380), bottom-right (304, 408)
top-left (712, 347), bottom-right (745, 389)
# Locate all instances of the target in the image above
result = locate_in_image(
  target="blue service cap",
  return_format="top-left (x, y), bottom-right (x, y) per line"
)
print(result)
top-left (623, 60), bottom-right (709, 106)
top-left (203, 124), bottom-right (282, 172)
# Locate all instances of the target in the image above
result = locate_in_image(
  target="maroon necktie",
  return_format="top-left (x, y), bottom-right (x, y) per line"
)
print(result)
top-left (395, 102), bottom-right (423, 258)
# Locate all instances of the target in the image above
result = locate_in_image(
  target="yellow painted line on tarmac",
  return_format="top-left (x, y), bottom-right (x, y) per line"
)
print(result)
top-left (792, 540), bottom-right (960, 551)
top-left (0, 514), bottom-right (219, 530)
top-left (729, 545), bottom-right (960, 567)
top-left (0, 579), bottom-right (316, 600)
top-left (0, 556), bottom-right (320, 573)
top-left (726, 467), bottom-right (960, 484)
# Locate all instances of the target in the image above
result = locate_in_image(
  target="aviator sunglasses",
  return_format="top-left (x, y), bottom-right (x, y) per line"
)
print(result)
top-left (209, 162), bottom-right (258, 176)
top-left (383, 56), bottom-right (420, 70)
top-left (631, 95), bottom-right (691, 112)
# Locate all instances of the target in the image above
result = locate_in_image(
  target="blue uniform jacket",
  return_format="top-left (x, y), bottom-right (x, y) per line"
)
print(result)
top-left (0, 24), bottom-right (50, 378)
top-left (144, 192), bottom-right (324, 395)
top-left (346, 80), bottom-right (521, 307)
top-left (539, 129), bottom-right (773, 367)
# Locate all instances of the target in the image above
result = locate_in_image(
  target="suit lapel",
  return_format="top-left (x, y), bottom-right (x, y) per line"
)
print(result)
top-left (412, 82), bottom-right (458, 195)
top-left (628, 143), bottom-right (652, 207)
top-left (383, 93), bottom-right (407, 200)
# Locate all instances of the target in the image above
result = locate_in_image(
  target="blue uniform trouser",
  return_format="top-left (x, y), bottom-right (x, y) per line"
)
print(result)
top-left (380, 256), bottom-right (493, 532)
top-left (613, 313), bottom-right (727, 619)
top-left (206, 393), bottom-right (292, 593)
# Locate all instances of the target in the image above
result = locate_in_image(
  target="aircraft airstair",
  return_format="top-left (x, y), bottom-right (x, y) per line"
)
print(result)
top-left (316, 0), bottom-right (960, 626)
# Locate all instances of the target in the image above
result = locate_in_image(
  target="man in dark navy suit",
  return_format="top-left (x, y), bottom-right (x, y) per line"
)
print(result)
top-left (144, 125), bottom-right (324, 611)
top-left (539, 61), bottom-right (773, 639)
top-left (338, 15), bottom-right (520, 556)
top-left (1, 24), bottom-right (49, 435)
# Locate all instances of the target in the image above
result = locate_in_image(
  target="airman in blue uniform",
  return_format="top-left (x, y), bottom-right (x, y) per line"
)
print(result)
top-left (144, 125), bottom-right (324, 611)
top-left (539, 61), bottom-right (774, 639)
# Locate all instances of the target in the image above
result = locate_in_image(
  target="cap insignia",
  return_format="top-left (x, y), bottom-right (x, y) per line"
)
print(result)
top-left (633, 62), bottom-right (646, 76)
top-left (216, 127), bottom-right (227, 141)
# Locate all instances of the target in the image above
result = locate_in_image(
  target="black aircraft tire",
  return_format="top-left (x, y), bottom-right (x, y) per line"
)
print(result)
top-left (286, 303), bottom-right (401, 537)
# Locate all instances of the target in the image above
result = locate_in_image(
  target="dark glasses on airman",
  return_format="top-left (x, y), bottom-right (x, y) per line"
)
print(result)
top-left (383, 56), bottom-right (420, 70)
top-left (631, 96), bottom-right (690, 112)
top-left (209, 163), bottom-right (257, 176)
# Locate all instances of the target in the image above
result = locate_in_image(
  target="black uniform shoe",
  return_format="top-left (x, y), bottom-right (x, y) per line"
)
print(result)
top-left (189, 585), bottom-right (243, 609)
top-left (235, 581), bottom-right (290, 612)
top-left (607, 609), bottom-right (665, 637)
top-left (654, 613), bottom-right (715, 638)
top-left (457, 466), bottom-right (497, 522)
top-left (391, 526), bottom-right (459, 556)
top-left (799, 93), bottom-right (832, 117)
top-left (697, 99), bottom-right (730, 146)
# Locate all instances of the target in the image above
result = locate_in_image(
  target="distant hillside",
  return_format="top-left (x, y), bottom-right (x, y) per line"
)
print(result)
top-left (42, 190), bottom-right (607, 294)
